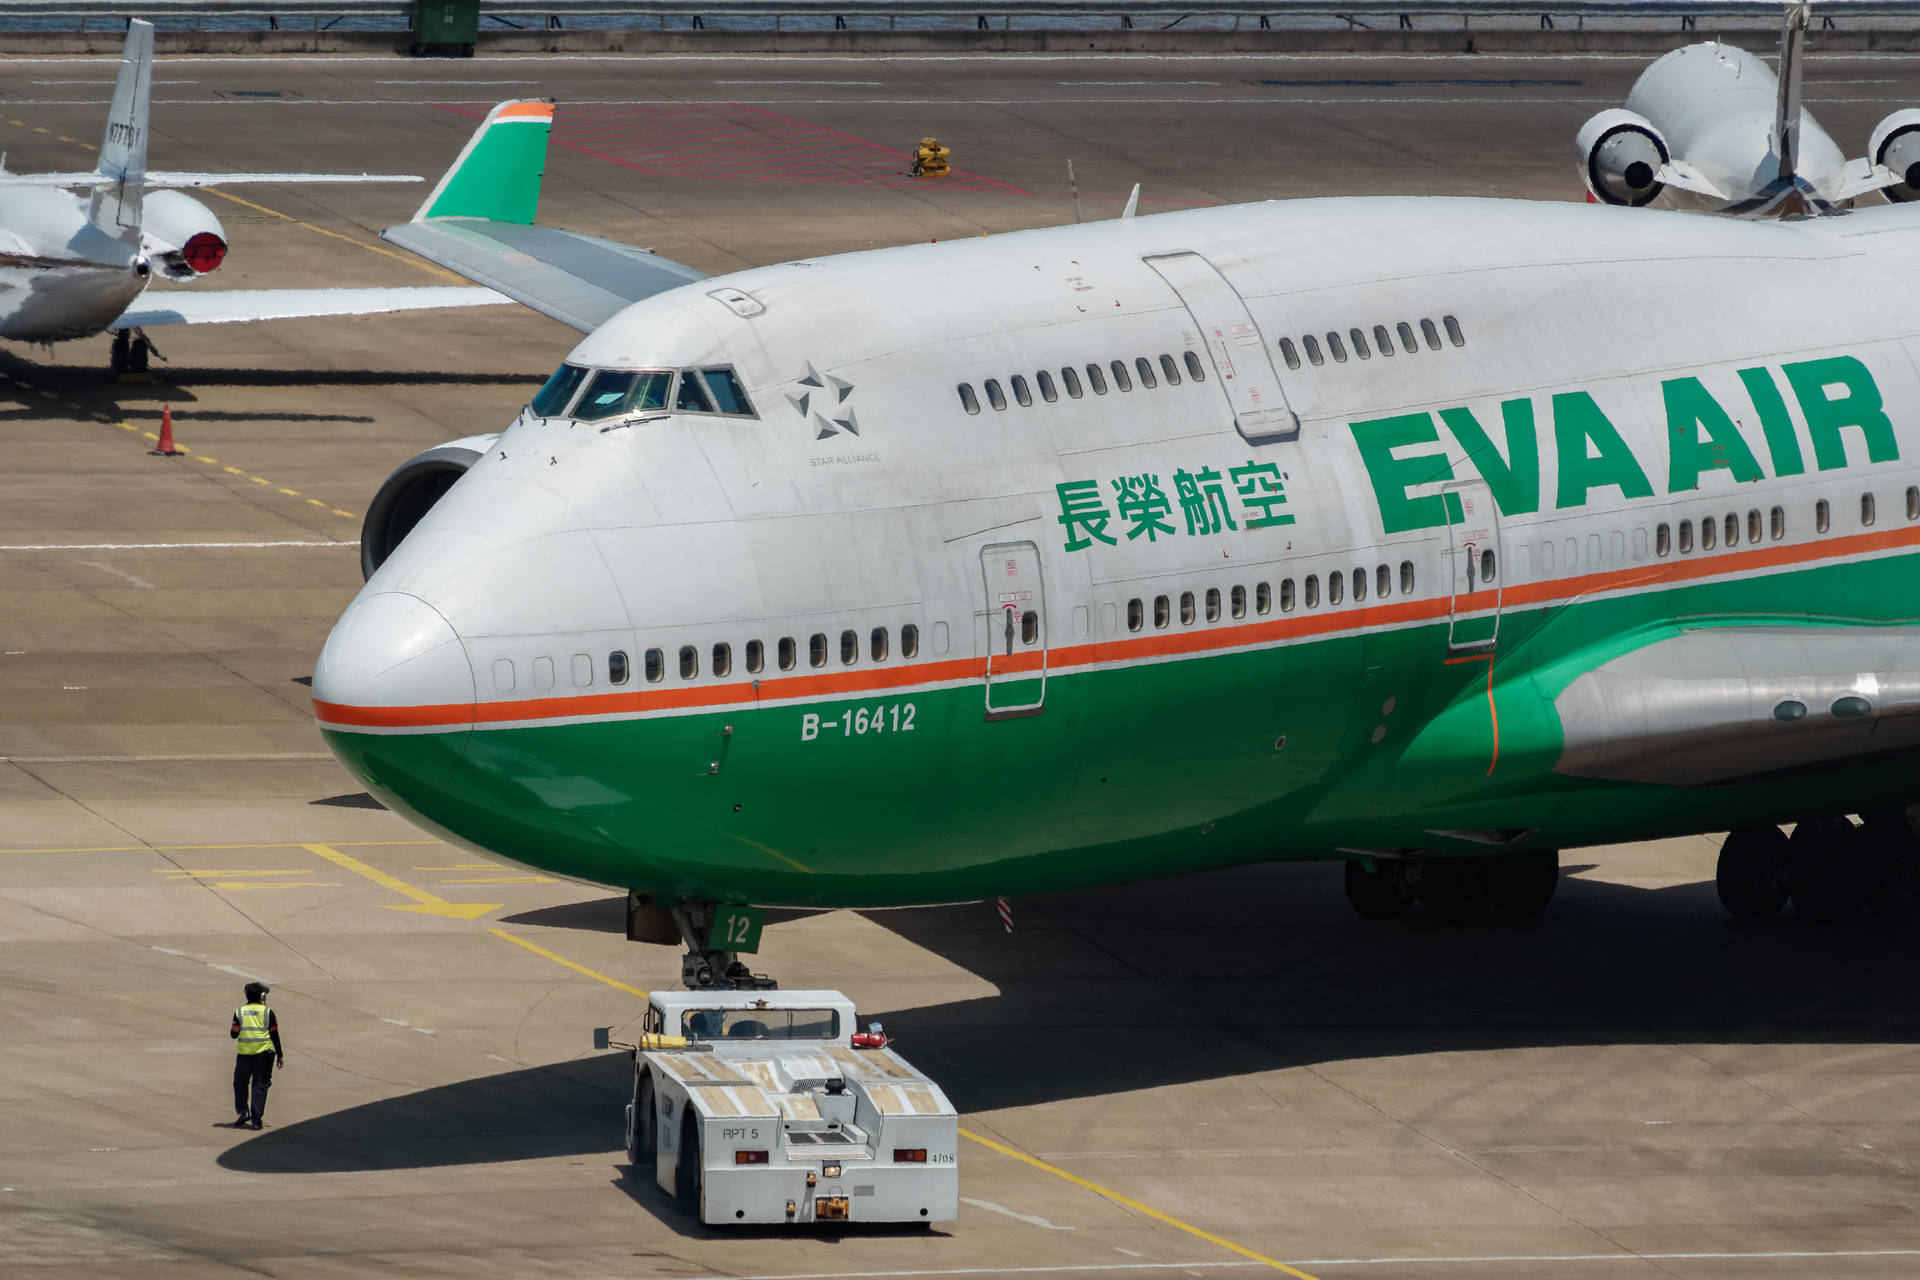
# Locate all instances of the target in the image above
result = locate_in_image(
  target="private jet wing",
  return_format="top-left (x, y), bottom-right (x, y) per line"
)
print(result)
top-left (112, 285), bottom-right (511, 330)
top-left (380, 99), bottom-right (709, 334)
top-left (3, 171), bottom-right (423, 188)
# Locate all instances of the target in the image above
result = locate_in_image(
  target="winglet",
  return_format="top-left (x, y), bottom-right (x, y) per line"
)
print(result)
top-left (412, 99), bottom-right (554, 225)
top-left (90, 17), bottom-right (152, 244)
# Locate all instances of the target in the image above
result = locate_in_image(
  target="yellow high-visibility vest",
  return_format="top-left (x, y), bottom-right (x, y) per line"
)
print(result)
top-left (235, 1002), bottom-right (274, 1055)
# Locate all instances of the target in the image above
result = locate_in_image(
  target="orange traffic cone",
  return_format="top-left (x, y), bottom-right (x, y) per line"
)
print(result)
top-left (149, 403), bottom-right (183, 457)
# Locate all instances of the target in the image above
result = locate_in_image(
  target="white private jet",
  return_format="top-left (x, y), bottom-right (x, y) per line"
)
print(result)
top-left (1576, 2), bottom-right (1920, 216)
top-left (0, 18), bottom-right (507, 375)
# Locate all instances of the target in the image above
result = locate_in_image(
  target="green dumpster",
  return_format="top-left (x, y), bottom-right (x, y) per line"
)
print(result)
top-left (409, 0), bottom-right (479, 57)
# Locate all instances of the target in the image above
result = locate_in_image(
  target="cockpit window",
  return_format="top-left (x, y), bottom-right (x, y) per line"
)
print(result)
top-left (574, 369), bottom-right (672, 422)
top-left (702, 368), bottom-right (754, 416)
top-left (531, 363), bottom-right (589, 417)
top-left (675, 370), bottom-right (715, 413)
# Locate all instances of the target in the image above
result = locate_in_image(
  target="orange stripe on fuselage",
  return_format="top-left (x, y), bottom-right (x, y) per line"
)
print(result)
top-left (312, 521), bottom-right (1920, 732)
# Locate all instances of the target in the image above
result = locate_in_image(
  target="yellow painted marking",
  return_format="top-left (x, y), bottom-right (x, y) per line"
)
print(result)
top-left (1, 839), bottom-right (444, 855)
top-left (212, 881), bottom-right (342, 891)
top-left (304, 842), bottom-right (501, 918)
top-left (196, 456), bottom-right (218, 465)
top-left (278, 488), bottom-right (300, 497)
top-left (81, 142), bottom-right (97, 151)
top-left (119, 423), bottom-right (137, 431)
top-left (331, 509), bottom-right (355, 518)
top-left (306, 498), bottom-right (326, 507)
top-left (414, 863), bottom-right (500, 870)
top-left (488, 928), bottom-right (651, 998)
top-left (141, 431), bottom-right (157, 441)
top-left (32, 127), bottom-right (47, 134)
top-left (202, 188), bottom-right (466, 283)
top-left (958, 1128), bottom-right (1322, 1277)
top-left (248, 476), bottom-right (270, 485)
top-left (442, 875), bottom-right (556, 884)
top-left (57, 135), bottom-right (75, 143)
top-left (222, 466), bottom-right (246, 476)
top-left (156, 869), bottom-right (316, 876)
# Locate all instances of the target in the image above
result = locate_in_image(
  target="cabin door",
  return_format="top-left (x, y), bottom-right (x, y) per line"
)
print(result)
top-left (1443, 479), bottom-right (1501, 650)
top-left (980, 541), bottom-right (1046, 720)
top-left (1142, 251), bottom-right (1298, 445)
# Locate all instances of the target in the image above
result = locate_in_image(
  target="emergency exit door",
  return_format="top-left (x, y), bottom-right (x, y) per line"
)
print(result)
top-left (1142, 251), bottom-right (1298, 445)
top-left (980, 542), bottom-right (1046, 720)
top-left (1443, 480), bottom-right (1501, 650)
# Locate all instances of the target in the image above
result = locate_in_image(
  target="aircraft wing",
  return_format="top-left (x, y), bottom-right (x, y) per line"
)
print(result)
top-left (1, 171), bottom-right (421, 189)
top-left (1837, 157), bottom-right (1903, 201)
top-left (1654, 159), bottom-right (1729, 201)
top-left (109, 285), bottom-right (510, 329)
top-left (382, 219), bottom-right (707, 333)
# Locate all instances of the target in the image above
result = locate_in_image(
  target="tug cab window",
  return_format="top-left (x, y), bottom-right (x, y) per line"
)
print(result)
top-left (532, 362), bottom-right (590, 417)
top-left (681, 1007), bottom-right (839, 1041)
top-left (574, 369), bottom-right (672, 421)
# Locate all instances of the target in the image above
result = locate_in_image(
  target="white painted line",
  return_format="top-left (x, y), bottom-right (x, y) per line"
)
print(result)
top-left (373, 79), bottom-right (539, 84)
top-left (715, 78), bottom-right (882, 84)
top-left (1060, 79), bottom-right (1218, 84)
top-left (78, 560), bottom-right (155, 589)
top-left (961, 1196), bottom-right (1077, 1229)
top-left (3, 753), bottom-right (333, 763)
top-left (0, 540), bottom-right (356, 551)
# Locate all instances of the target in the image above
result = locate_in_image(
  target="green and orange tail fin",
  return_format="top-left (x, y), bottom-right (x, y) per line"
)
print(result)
top-left (412, 99), bottom-right (554, 225)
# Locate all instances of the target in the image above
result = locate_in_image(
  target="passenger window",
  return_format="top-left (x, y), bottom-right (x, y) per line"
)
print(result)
top-left (531, 362), bottom-right (589, 417)
top-left (958, 383), bottom-right (980, 415)
top-left (1135, 357), bottom-right (1157, 389)
top-left (1350, 327), bottom-right (1371, 359)
top-left (1420, 318), bottom-right (1442, 350)
top-left (1816, 499), bottom-right (1831, 534)
top-left (1021, 611), bottom-right (1039, 644)
top-left (1376, 564), bottom-right (1390, 597)
top-left (1396, 321), bottom-right (1418, 354)
top-left (1278, 338), bottom-right (1301, 370)
top-left (840, 630), bottom-right (858, 665)
top-left (1481, 549), bottom-right (1497, 582)
top-left (572, 653), bottom-right (592, 687)
top-left (675, 370), bottom-right (715, 413)
top-left (1184, 351), bottom-right (1206, 381)
top-left (492, 658), bottom-right (514, 693)
top-left (1086, 363), bottom-right (1108, 395)
top-left (679, 645), bottom-right (698, 679)
top-left (1305, 575), bottom-right (1320, 608)
top-left (1303, 334), bottom-right (1324, 366)
top-left (1721, 513), bottom-right (1736, 545)
top-left (712, 643), bottom-right (731, 678)
top-left (645, 648), bottom-right (664, 683)
top-left (608, 649), bottom-right (629, 684)
top-left (901, 624), bottom-right (920, 658)
top-left (1443, 314), bottom-right (1466, 347)
top-left (1611, 530), bottom-right (1626, 562)
top-left (1771, 506), bottom-right (1786, 540)
top-left (575, 369), bottom-right (673, 421)
top-left (1701, 518), bottom-right (1716, 551)
top-left (1374, 324), bottom-right (1395, 357)
top-left (1400, 561), bottom-right (1415, 594)
top-left (1656, 523), bottom-right (1671, 557)
top-left (871, 627), bottom-right (888, 662)
top-left (1748, 509), bottom-right (1762, 543)
top-left (809, 633), bottom-right (828, 668)
top-left (1585, 533), bottom-right (1602, 566)
top-left (1127, 598), bottom-right (1143, 632)
top-left (702, 368), bottom-right (755, 415)
top-left (1327, 331), bottom-right (1348, 363)
top-left (1159, 354), bottom-right (1181, 385)
top-left (1278, 579), bottom-right (1293, 612)
top-left (1351, 567), bottom-right (1366, 601)
top-left (1011, 374), bottom-right (1032, 407)
top-left (1111, 360), bottom-right (1133, 392)
top-left (1037, 370), bottom-right (1058, 402)
top-left (1634, 527), bottom-right (1649, 559)
top-left (1153, 595), bottom-right (1170, 628)
top-left (1179, 591), bottom-right (1195, 625)
top-left (778, 637), bottom-right (796, 671)
top-left (985, 379), bottom-right (1007, 411)
top-left (1062, 366), bottom-right (1083, 398)
top-left (1329, 573), bottom-right (1343, 605)
top-left (1862, 492), bottom-right (1877, 527)
top-left (746, 640), bottom-right (764, 674)
top-left (1230, 585), bottom-right (1246, 618)
top-left (1205, 587), bottom-right (1221, 622)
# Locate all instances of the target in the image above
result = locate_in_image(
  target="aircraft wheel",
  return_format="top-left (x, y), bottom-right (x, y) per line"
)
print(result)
top-left (109, 330), bottom-right (130, 374)
top-left (1789, 818), bottom-right (1864, 925)
top-left (1860, 810), bottom-right (1920, 917)
top-left (1487, 850), bottom-right (1559, 918)
top-left (1417, 858), bottom-right (1490, 924)
top-left (629, 1071), bottom-right (657, 1168)
top-left (1343, 859), bottom-right (1413, 918)
top-left (674, 1108), bottom-right (701, 1205)
top-left (1715, 825), bottom-right (1790, 919)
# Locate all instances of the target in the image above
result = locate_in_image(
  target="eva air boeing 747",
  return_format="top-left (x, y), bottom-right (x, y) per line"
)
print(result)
top-left (316, 100), bottom-right (1920, 982)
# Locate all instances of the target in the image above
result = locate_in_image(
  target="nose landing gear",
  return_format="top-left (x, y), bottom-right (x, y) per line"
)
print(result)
top-left (669, 902), bottom-right (775, 992)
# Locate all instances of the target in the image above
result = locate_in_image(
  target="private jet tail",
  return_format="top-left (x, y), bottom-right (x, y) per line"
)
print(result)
top-left (88, 16), bottom-right (152, 244)
top-left (384, 99), bottom-right (709, 333)
top-left (1774, 1), bottom-right (1809, 185)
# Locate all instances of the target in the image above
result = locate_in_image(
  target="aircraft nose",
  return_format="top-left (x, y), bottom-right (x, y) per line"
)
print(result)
top-left (312, 591), bottom-right (475, 731)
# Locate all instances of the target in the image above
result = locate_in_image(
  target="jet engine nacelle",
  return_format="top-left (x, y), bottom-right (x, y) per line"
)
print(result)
top-left (1870, 108), bottom-right (1920, 203)
top-left (140, 190), bottom-right (228, 280)
top-left (1576, 108), bottom-right (1671, 207)
top-left (360, 434), bottom-right (499, 580)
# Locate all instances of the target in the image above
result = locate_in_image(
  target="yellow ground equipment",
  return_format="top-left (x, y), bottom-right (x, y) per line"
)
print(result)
top-left (911, 138), bottom-right (951, 178)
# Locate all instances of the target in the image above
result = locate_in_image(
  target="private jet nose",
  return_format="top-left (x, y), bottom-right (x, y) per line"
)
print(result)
top-left (313, 592), bottom-right (477, 791)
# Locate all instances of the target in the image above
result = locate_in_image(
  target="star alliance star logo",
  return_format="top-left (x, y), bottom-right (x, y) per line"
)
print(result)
top-left (786, 361), bottom-right (859, 441)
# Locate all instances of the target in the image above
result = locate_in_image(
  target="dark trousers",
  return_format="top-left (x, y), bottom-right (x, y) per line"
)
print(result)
top-left (233, 1053), bottom-right (274, 1121)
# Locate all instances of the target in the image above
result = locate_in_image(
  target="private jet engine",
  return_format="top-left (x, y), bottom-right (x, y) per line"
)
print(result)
top-left (138, 190), bottom-right (227, 279)
top-left (1576, 108), bottom-right (1672, 207)
top-left (1870, 108), bottom-right (1920, 202)
top-left (360, 434), bottom-right (498, 579)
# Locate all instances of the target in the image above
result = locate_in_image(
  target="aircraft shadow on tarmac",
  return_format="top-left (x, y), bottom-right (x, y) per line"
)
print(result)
top-left (216, 862), bottom-right (1920, 1179)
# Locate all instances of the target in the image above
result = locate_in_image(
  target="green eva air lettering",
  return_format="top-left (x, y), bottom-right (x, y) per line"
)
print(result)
top-left (1350, 413), bottom-right (1455, 534)
top-left (1784, 356), bottom-right (1899, 471)
top-left (1663, 376), bottom-right (1764, 492)
top-left (1553, 391), bottom-right (1653, 509)
top-left (1738, 366), bottom-right (1805, 478)
top-left (1438, 400), bottom-right (1540, 516)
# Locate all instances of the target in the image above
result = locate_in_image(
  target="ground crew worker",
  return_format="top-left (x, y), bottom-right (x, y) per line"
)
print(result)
top-left (229, 981), bottom-right (284, 1129)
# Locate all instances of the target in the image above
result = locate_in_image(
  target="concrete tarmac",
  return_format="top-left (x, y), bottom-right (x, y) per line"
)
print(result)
top-left (3, 48), bottom-right (1920, 1280)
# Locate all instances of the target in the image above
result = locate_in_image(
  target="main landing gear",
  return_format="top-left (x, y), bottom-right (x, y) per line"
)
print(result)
top-left (109, 328), bottom-right (161, 380)
top-left (1344, 851), bottom-right (1560, 924)
top-left (1718, 812), bottom-right (1920, 924)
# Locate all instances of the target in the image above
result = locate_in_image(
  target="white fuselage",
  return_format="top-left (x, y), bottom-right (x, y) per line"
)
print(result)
top-left (0, 185), bottom-right (144, 342)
